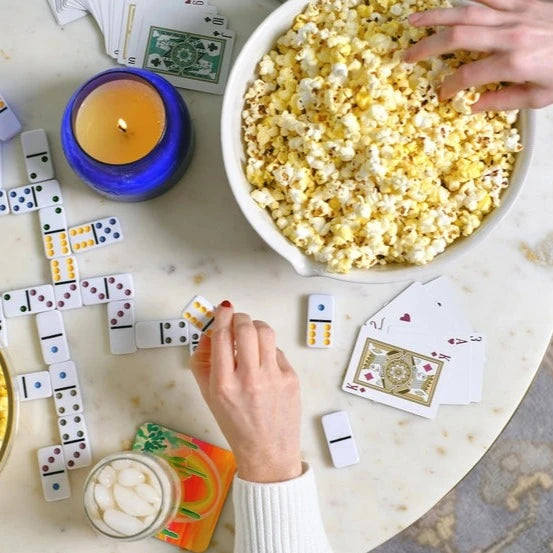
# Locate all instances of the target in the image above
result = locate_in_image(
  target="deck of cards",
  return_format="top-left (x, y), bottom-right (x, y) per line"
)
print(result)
top-left (47, 0), bottom-right (236, 94)
top-left (342, 277), bottom-right (487, 419)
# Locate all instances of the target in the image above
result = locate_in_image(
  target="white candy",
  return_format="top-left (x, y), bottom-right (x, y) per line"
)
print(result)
top-left (94, 484), bottom-right (115, 510)
top-left (97, 465), bottom-right (116, 488)
top-left (148, 473), bottom-right (162, 495)
top-left (142, 514), bottom-right (156, 527)
top-left (118, 468), bottom-right (145, 487)
top-left (135, 483), bottom-right (162, 505)
top-left (103, 509), bottom-right (144, 536)
top-left (111, 459), bottom-right (132, 471)
top-left (113, 484), bottom-right (156, 517)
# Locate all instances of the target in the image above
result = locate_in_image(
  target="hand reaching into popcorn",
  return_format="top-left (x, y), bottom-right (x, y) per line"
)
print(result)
top-left (405, 0), bottom-right (553, 111)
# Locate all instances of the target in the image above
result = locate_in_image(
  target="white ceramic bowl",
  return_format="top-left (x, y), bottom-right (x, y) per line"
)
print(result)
top-left (221, 0), bottom-right (536, 284)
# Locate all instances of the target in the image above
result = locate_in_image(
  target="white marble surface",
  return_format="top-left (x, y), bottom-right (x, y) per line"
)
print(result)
top-left (1, 1), bottom-right (553, 552)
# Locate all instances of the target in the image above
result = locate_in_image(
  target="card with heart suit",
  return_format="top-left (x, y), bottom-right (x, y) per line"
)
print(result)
top-left (343, 278), bottom-right (487, 416)
top-left (342, 325), bottom-right (446, 419)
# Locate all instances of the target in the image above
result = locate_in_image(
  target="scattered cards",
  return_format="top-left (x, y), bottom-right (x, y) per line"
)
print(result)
top-left (47, 0), bottom-right (236, 94)
top-left (342, 278), bottom-right (487, 419)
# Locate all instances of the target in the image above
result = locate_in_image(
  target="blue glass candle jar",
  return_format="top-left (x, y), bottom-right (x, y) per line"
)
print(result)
top-left (61, 68), bottom-right (194, 202)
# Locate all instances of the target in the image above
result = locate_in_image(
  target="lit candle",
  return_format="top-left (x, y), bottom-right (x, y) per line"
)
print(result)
top-left (62, 69), bottom-right (194, 202)
top-left (74, 78), bottom-right (166, 165)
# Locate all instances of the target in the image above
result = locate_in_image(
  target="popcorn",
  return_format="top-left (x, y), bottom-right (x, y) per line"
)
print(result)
top-left (242, 0), bottom-right (522, 273)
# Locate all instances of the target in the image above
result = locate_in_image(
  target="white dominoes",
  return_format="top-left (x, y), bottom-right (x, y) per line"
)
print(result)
top-left (7, 179), bottom-right (62, 214)
top-left (321, 411), bottom-right (359, 468)
top-left (50, 256), bottom-right (82, 310)
top-left (135, 319), bottom-right (189, 349)
top-left (2, 285), bottom-right (55, 318)
top-left (0, 300), bottom-right (7, 347)
top-left (189, 329), bottom-right (201, 355)
top-left (21, 129), bottom-right (55, 183)
top-left (36, 310), bottom-right (70, 365)
top-left (49, 361), bottom-right (84, 416)
top-left (16, 371), bottom-right (52, 401)
top-left (81, 274), bottom-right (134, 305)
top-left (307, 294), bottom-right (335, 349)
top-left (57, 413), bottom-right (92, 470)
top-left (0, 92), bottom-right (22, 142)
top-left (182, 295), bottom-right (215, 337)
top-left (107, 300), bottom-right (136, 354)
top-left (37, 445), bottom-right (71, 501)
top-left (0, 189), bottom-right (10, 216)
top-left (39, 205), bottom-right (72, 260)
top-left (69, 216), bottom-right (123, 253)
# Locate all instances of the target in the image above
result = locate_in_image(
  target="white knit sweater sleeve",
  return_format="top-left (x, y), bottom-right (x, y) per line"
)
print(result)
top-left (232, 463), bottom-right (333, 553)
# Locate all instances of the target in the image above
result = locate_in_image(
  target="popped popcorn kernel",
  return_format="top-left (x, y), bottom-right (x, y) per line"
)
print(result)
top-left (242, 0), bottom-right (522, 273)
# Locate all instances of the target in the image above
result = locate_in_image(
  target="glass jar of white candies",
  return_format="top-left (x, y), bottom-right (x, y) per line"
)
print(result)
top-left (83, 451), bottom-right (181, 540)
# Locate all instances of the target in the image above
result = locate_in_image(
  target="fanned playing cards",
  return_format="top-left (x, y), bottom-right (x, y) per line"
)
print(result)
top-left (47, 0), bottom-right (236, 94)
top-left (342, 278), bottom-right (487, 419)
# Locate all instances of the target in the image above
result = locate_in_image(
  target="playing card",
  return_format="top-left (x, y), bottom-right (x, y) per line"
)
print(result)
top-left (118, 0), bottom-right (217, 66)
top-left (388, 326), bottom-right (471, 405)
top-left (131, 9), bottom-right (235, 94)
top-left (342, 325), bottom-right (446, 419)
top-left (468, 333), bottom-right (486, 402)
top-left (365, 282), bottom-right (444, 333)
top-left (424, 276), bottom-right (472, 333)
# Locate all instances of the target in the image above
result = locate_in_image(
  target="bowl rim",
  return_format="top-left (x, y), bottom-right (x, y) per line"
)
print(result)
top-left (221, 0), bottom-right (536, 284)
top-left (0, 349), bottom-right (19, 474)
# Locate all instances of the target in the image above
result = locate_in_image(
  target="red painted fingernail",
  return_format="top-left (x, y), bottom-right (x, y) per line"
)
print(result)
top-left (221, 300), bottom-right (232, 308)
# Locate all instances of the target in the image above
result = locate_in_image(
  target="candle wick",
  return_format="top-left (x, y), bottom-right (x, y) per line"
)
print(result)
top-left (117, 118), bottom-right (128, 133)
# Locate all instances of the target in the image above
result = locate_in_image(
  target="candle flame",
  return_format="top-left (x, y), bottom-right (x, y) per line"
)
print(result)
top-left (117, 118), bottom-right (128, 133)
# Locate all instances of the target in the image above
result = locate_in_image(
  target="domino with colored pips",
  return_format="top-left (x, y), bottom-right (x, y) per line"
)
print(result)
top-left (21, 129), bottom-right (54, 183)
top-left (7, 180), bottom-right (62, 214)
top-left (321, 411), bottom-right (359, 468)
top-left (57, 413), bottom-right (92, 470)
top-left (2, 285), bottom-right (55, 318)
top-left (36, 310), bottom-right (71, 365)
top-left (189, 329), bottom-right (201, 354)
top-left (135, 319), bottom-right (189, 349)
top-left (50, 256), bottom-right (82, 311)
top-left (182, 295), bottom-right (215, 337)
top-left (80, 273), bottom-right (134, 305)
top-left (37, 445), bottom-right (71, 501)
top-left (49, 361), bottom-right (84, 416)
top-left (0, 92), bottom-right (22, 142)
top-left (0, 301), bottom-right (7, 347)
top-left (0, 189), bottom-right (10, 216)
top-left (107, 300), bottom-right (137, 354)
top-left (39, 205), bottom-right (72, 260)
top-left (307, 294), bottom-right (334, 348)
top-left (16, 371), bottom-right (52, 401)
top-left (69, 216), bottom-right (123, 252)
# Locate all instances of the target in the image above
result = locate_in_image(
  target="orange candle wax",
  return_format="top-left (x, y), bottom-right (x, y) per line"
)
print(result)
top-left (74, 78), bottom-right (166, 165)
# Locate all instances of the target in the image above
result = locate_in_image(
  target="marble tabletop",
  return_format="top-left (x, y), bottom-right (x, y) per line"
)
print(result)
top-left (1, 1), bottom-right (553, 552)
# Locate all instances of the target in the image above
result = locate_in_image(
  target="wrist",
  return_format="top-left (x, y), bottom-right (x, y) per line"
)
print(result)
top-left (236, 454), bottom-right (303, 483)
